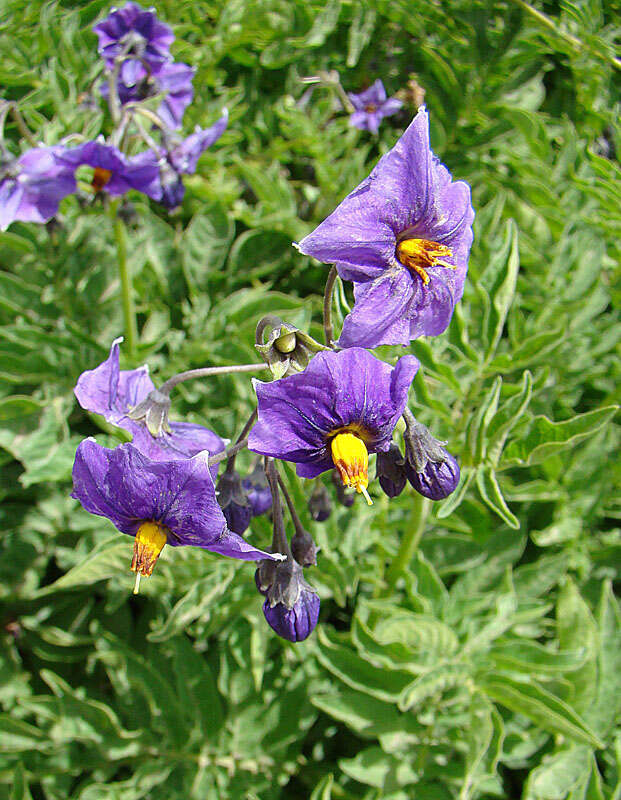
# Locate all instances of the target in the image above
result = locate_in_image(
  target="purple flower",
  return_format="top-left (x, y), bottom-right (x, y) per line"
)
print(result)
top-left (257, 558), bottom-right (320, 642)
top-left (93, 3), bottom-right (174, 73)
top-left (100, 59), bottom-right (195, 130)
top-left (74, 338), bottom-right (225, 467)
top-left (406, 450), bottom-right (460, 500)
top-left (72, 440), bottom-right (281, 584)
top-left (348, 79), bottom-right (402, 134)
top-left (0, 147), bottom-right (77, 230)
top-left (248, 348), bottom-right (418, 502)
top-left (60, 140), bottom-right (159, 197)
top-left (295, 107), bottom-right (475, 348)
top-left (142, 111), bottom-right (228, 209)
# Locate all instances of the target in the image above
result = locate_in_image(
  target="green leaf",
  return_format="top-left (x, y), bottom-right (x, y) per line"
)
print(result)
top-left (310, 774), bottom-right (334, 800)
top-left (10, 762), bottom-right (34, 800)
top-left (482, 219), bottom-right (520, 358)
top-left (38, 535), bottom-right (130, 594)
top-left (489, 640), bottom-right (587, 673)
top-left (0, 716), bottom-right (51, 753)
top-left (461, 693), bottom-right (495, 799)
top-left (347, 6), bottom-right (376, 67)
top-left (316, 628), bottom-right (414, 703)
top-left (487, 370), bottom-right (533, 467)
top-left (476, 465), bottom-right (520, 528)
top-left (339, 746), bottom-right (418, 790)
top-left (526, 746), bottom-right (591, 799)
top-left (479, 675), bottom-right (604, 749)
top-left (398, 663), bottom-right (469, 711)
top-left (503, 406), bottom-right (618, 467)
top-left (556, 579), bottom-right (598, 717)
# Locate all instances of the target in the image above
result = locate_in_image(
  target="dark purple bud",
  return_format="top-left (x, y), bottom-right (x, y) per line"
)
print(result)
top-left (217, 467), bottom-right (251, 533)
top-left (291, 527), bottom-right (318, 567)
top-left (255, 558), bottom-right (277, 596)
top-left (260, 557), bottom-right (320, 642)
top-left (376, 442), bottom-right (407, 498)
top-left (263, 588), bottom-right (320, 642)
top-left (222, 501), bottom-right (252, 535)
top-left (406, 451), bottom-right (460, 500)
top-left (331, 469), bottom-right (355, 507)
top-left (308, 483), bottom-right (332, 522)
top-left (242, 463), bottom-right (272, 517)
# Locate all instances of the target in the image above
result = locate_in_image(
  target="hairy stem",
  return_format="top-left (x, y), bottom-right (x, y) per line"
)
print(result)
top-left (109, 200), bottom-right (138, 357)
top-left (323, 266), bottom-right (338, 347)
top-left (159, 364), bottom-right (267, 394)
top-left (276, 472), bottom-right (306, 537)
top-left (265, 459), bottom-right (293, 558)
top-left (384, 492), bottom-right (430, 591)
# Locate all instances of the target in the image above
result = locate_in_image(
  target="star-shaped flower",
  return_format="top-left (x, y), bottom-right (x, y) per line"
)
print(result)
top-left (348, 79), bottom-right (402, 134)
top-left (295, 107), bottom-right (475, 348)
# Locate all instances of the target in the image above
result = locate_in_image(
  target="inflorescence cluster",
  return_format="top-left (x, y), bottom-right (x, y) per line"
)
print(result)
top-left (2, 4), bottom-right (474, 643)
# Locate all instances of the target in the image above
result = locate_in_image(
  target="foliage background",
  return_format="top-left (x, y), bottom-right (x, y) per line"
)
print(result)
top-left (0, 0), bottom-right (619, 797)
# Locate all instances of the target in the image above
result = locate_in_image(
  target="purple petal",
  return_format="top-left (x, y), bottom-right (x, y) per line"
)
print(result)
top-left (0, 180), bottom-right (24, 231)
top-left (348, 110), bottom-right (370, 130)
top-left (207, 529), bottom-right (280, 561)
top-left (338, 269), bottom-right (414, 348)
top-left (169, 110), bottom-right (228, 174)
top-left (406, 271), bottom-right (456, 339)
top-left (379, 98), bottom-right (403, 116)
top-left (263, 588), bottom-right (320, 642)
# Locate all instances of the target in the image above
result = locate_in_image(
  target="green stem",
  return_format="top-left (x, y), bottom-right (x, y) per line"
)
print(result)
top-left (384, 493), bottom-right (430, 591)
top-left (109, 200), bottom-right (138, 357)
top-left (323, 266), bottom-right (338, 347)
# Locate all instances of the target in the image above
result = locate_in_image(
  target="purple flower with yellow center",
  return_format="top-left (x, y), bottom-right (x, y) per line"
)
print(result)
top-left (60, 140), bottom-right (159, 197)
top-left (348, 79), bottom-right (402, 134)
top-left (93, 3), bottom-right (174, 74)
top-left (74, 338), bottom-right (225, 466)
top-left (72, 440), bottom-right (281, 592)
top-left (142, 111), bottom-right (228, 209)
top-left (0, 146), bottom-right (77, 231)
top-left (295, 107), bottom-right (474, 348)
top-left (248, 348), bottom-right (419, 504)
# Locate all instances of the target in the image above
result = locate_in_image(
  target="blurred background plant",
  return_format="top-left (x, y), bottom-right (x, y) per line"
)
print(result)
top-left (0, 0), bottom-right (619, 798)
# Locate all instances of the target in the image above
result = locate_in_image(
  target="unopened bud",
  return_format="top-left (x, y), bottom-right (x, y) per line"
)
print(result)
top-left (291, 527), bottom-right (318, 567)
top-left (308, 483), bottom-right (332, 522)
top-left (217, 467), bottom-right (251, 534)
top-left (376, 443), bottom-right (407, 498)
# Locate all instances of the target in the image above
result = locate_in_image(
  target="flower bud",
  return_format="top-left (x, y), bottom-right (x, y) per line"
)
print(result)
top-left (242, 463), bottom-right (272, 517)
top-left (376, 442), bottom-right (407, 498)
top-left (406, 450), bottom-right (460, 500)
top-left (291, 527), bottom-right (318, 567)
top-left (258, 557), bottom-right (320, 642)
top-left (308, 483), bottom-right (332, 522)
top-left (217, 467), bottom-right (252, 534)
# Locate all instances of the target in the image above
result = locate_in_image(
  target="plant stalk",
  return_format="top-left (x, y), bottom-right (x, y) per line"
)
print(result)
top-left (384, 492), bottom-right (430, 591)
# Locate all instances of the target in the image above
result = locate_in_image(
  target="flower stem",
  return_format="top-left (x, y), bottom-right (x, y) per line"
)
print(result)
top-left (384, 492), bottom-right (430, 591)
top-left (265, 459), bottom-right (293, 558)
top-left (109, 200), bottom-right (138, 358)
top-left (323, 266), bottom-right (338, 347)
top-left (223, 408), bottom-right (258, 471)
top-left (159, 364), bottom-right (268, 394)
top-left (276, 472), bottom-right (306, 537)
top-left (208, 438), bottom-right (249, 467)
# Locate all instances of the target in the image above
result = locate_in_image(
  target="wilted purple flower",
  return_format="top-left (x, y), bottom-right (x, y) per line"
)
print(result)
top-left (242, 462), bottom-right (272, 517)
top-left (295, 107), bottom-right (474, 348)
top-left (60, 140), bottom-right (159, 197)
top-left (257, 558), bottom-right (320, 642)
top-left (72, 440), bottom-right (281, 587)
top-left (93, 3), bottom-right (174, 73)
top-left (74, 338), bottom-right (225, 466)
top-left (248, 348), bottom-right (418, 503)
top-left (348, 79), bottom-right (402, 134)
top-left (142, 111), bottom-right (228, 208)
top-left (376, 442), bottom-right (407, 498)
top-left (0, 146), bottom-right (77, 230)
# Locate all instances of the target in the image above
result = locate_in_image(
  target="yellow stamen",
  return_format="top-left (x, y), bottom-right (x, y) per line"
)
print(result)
top-left (330, 431), bottom-right (372, 504)
top-left (130, 521), bottom-right (167, 589)
top-left (92, 167), bottom-right (113, 193)
top-left (396, 238), bottom-right (454, 286)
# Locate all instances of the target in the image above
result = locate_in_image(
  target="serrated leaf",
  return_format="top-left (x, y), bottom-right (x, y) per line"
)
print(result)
top-left (479, 676), bottom-right (604, 749)
top-left (38, 535), bottom-right (130, 594)
top-left (398, 663), bottom-right (469, 711)
top-left (482, 219), bottom-right (520, 358)
top-left (476, 465), bottom-right (520, 528)
top-left (503, 406), bottom-right (618, 467)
